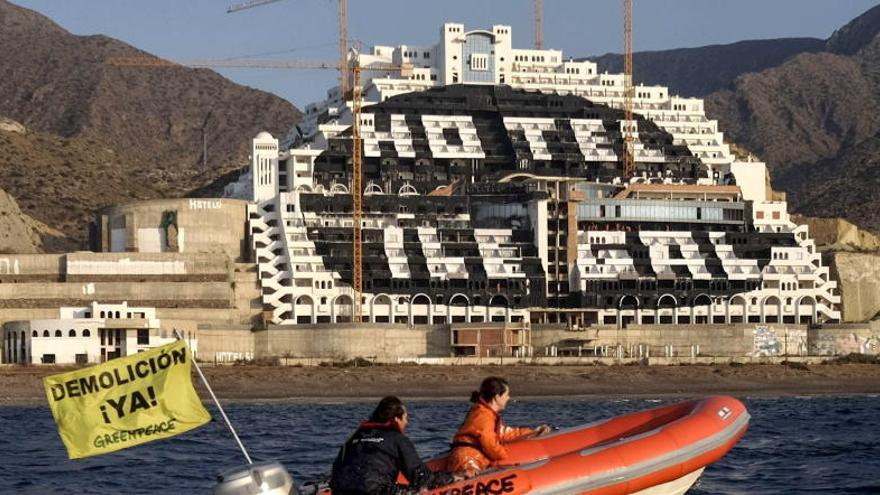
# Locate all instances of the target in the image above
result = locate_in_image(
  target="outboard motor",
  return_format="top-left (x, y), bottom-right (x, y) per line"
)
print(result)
top-left (213, 461), bottom-right (296, 495)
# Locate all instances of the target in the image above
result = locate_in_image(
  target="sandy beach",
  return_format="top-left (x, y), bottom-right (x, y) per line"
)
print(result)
top-left (2, 360), bottom-right (879, 406)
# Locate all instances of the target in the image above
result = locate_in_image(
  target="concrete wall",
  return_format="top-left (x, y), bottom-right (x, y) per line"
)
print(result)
top-left (0, 281), bottom-right (233, 313)
top-left (0, 252), bottom-right (233, 283)
top-left (199, 323), bottom-right (876, 362)
top-left (95, 198), bottom-right (249, 262)
top-left (197, 326), bottom-right (255, 363)
top-left (0, 254), bottom-right (64, 283)
top-left (7, 320), bottom-right (878, 364)
top-left (535, 323), bottom-right (880, 358)
top-left (65, 252), bottom-right (232, 282)
top-left (808, 323), bottom-right (880, 356)
top-left (253, 324), bottom-right (450, 360)
top-left (0, 252), bottom-right (247, 329)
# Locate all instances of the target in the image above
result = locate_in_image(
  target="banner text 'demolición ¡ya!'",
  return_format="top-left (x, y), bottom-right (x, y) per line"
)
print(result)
top-left (43, 340), bottom-right (211, 459)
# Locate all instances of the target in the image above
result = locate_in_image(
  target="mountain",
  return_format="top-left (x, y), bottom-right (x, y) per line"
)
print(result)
top-left (826, 3), bottom-right (880, 55)
top-left (704, 6), bottom-right (880, 233)
top-left (590, 38), bottom-right (825, 97)
top-left (775, 132), bottom-right (880, 233)
top-left (704, 49), bottom-right (880, 171)
top-left (0, 0), bottom-right (301, 249)
top-left (0, 121), bottom-right (159, 249)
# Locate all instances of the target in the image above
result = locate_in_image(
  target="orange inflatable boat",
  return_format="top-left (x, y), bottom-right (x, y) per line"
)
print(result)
top-left (276, 396), bottom-right (747, 495)
top-left (419, 395), bottom-right (749, 495)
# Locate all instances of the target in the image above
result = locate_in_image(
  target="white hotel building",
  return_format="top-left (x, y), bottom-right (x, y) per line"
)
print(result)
top-left (231, 22), bottom-right (840, 328)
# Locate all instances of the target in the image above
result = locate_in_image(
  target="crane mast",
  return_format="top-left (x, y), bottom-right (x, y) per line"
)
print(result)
top-left (623, 0), bottom-right (635, 178)
top-left (350, 56), bottom-right (363, 322)
top-left (339, 0), bottom-right (349, 95)
top-left (534, 0), bottom-right (543, 50)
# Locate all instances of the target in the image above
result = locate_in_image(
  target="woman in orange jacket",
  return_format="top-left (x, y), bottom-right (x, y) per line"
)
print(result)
top-left (447, 376), bottom-right (551, 478)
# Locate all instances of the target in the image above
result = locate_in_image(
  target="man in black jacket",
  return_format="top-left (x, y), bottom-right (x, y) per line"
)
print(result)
top-left (330, 396), bottom-right (453, 495)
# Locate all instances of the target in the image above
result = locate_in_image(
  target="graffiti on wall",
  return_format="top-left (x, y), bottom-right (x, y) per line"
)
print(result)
top-left (214, 352), bottom-right (253, 363)
top-left (837, 333), bottom-right (880, 355)
top-left (785, 328), bottom-right (808, 356)
top-left (810, 333), bottom-right (880, 356)
top-left (752, 326), bottom-right (780, 357)
top-left (811, 334), bottom-right (836, 356)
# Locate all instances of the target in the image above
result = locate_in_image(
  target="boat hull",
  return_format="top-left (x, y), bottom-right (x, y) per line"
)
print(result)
top-left (315, 396), bottom-right (748, 495)
top-left (424, 396), bottom-right (748, 495)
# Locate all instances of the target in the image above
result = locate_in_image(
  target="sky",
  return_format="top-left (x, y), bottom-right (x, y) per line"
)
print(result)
top-left (11, 0), bottom-right (880, 108)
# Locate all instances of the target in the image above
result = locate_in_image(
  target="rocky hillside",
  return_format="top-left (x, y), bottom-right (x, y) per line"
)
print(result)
top-left (0, 121), bottom-right (159, 249)
top-left (591, 38), bottom-right (825, 97)
top-left (0, 0), bottom-right (300, 250)
top-left (705, 5), bottom-right (880, 233)
top-left (0, 186), bottom-right (67, 254)
top-left (794, 215), bottom-right (880, 252)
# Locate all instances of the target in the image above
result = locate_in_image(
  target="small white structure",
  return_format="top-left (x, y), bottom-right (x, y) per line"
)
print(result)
top-left (1, 302), bottom-right (196, 365)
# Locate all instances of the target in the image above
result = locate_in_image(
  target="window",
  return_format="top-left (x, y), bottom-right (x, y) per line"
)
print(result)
top-left (772, 211), bottom-right (780, 220)
top-left (756, 211), bottom-right (764, 219)
top-left (68, 329), bottom-right (77, 337)
top-left (137, 329), bottom-right (149, 345)
top-left (42, 354), bottom-right (56, 364)
top-left (75, 354), bottom-right (88, 365)
top-left (470, 54), bottom-right (488, 71)
top-left (83, 329), bottom-right (91, 337)
top-left (55, 330), bottom-right (62, 337)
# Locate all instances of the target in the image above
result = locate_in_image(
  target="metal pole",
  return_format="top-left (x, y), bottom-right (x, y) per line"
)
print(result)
top-left (173, 329), bottom-right (252, 464)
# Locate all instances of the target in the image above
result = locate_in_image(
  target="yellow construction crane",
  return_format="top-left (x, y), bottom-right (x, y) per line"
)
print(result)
top-left (226, 0), bottom-right (350, 95)
top-left (622, 0), bottom-right (635, 178)
top-left (107, 54), bottom-right (412, 323)
top-left (350, 58), bottom-right (363, 321)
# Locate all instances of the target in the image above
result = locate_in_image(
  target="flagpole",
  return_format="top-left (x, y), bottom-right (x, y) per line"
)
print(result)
top-left (174, 329), bottom-right (253, 465)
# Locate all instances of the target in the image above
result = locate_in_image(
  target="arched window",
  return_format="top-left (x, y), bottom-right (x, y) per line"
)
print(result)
top-left (69, 329), bottom-right (77, 337)
top-left (43, 330), bottom-right (50, 337)
top-left (55, 330), bottom-right (62, 337)
top-left (115, 311), bottom-right (121, 319)
top-left (32, 330), bottom-right (38, 338)
top-left (100, 311), bottom-right (106, 318)
top-left (83, 329), bottom-right (91, 337)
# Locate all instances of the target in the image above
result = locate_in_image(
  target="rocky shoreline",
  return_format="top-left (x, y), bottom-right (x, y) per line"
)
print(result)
top-left (2, 361), bottom-right (879, 406)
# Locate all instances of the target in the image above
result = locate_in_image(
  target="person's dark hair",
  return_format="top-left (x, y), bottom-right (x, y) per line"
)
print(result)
top-left (369, 396), bottom-right (406, 423)
top-left (470, 376), bottom-right (509, 403)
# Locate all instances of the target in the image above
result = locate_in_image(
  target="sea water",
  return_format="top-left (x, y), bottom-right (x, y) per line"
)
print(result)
top-left (1, 396), bottom-right (878, 494)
